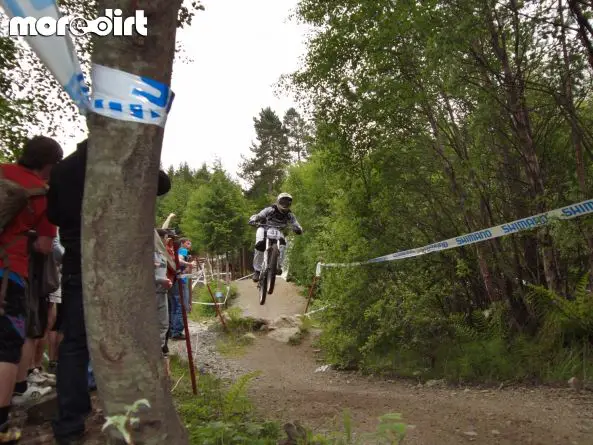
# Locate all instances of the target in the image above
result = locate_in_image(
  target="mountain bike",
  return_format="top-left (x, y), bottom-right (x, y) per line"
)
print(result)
top-left (255, 223), bottom-right (284, 305)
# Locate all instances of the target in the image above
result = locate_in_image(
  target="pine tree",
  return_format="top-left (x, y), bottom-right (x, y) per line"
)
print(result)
top-left (283, 107), bottom-right (311, 162)
top-left (239, 107), bottom-right (291, 200)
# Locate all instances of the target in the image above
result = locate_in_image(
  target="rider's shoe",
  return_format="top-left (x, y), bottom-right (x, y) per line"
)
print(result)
top-left (11, 382), bottom-right (53, 407)
top-left (252, 271), bottom-right (260, 282)
top-left (0, 422), bottom-right (21, 445)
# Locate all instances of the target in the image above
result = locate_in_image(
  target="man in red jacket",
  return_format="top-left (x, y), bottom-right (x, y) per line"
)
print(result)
top-left (0, 136), bottom-right (63, 444)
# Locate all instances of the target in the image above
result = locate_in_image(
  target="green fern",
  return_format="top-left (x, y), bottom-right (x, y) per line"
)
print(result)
top-left (525, 273), bottom-right (593, 345)
top-left (223, 371), bottom-right (261, 420)
top-left (450, 313), bottom-right (481, 342)
top-left (450, 307), bottom-right (505, 342)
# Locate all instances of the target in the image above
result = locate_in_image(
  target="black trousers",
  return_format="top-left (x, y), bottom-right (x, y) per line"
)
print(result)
top-left (52, 274), bottom-right (91, 439)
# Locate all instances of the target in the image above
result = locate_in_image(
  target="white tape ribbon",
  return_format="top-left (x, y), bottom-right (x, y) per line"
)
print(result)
top-left (91, 64), bottom-right (175, 127)
top-left (319, 198), bottom-right (593, 273)
top-left (315, 262), bottom-right (322, 278)
top-left (1, 0), bottom-right (175, 127)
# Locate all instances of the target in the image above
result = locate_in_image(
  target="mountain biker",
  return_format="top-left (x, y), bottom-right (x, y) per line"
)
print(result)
top-left (248, 192), bottom-right (303, 282)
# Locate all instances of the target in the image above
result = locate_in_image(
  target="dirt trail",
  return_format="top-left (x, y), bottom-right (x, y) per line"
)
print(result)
top-left (229, 278), bottom-right (593, 445)
top-left (233, 278), bottom-right (307, 320)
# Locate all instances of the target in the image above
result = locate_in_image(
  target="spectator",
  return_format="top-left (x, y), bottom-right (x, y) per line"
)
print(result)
top-left (22, 228), bottom-right (63, 390)
top-left (178, 238), bottom-right (192, 312)
top-left (163, 231), bottom-right (178, 348)
top-left (46, 234), bottom-right (65, 376)
top-left (0, 136), bottom-right (62, 443)
top-left (155, 229), bottom-right (173, 377)
top-left (169, 237), bottom-right (192, 340)
top-left (46, 139), bottom-right (171, 444)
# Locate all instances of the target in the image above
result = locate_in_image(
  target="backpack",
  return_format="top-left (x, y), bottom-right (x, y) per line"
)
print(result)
top-left (0, 166), bottom-right (48, 315)
top-left (26, 237), bottom-right (60, 339)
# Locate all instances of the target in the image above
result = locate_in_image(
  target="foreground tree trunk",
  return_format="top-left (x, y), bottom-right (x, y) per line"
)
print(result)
top-left (82, 1), bottom-right (188, 444)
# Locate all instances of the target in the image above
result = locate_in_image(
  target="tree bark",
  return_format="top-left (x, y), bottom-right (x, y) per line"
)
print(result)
top-left (484, 0), bottom-right (562, 294)
top-left (82, 1), bottom-right (188, 444)
top-left (558, 0), bottom-right (593, 287)
top-left (423, 101), bottom-right (497, 303)
top-left (568, 0), bottom-right (593, 70)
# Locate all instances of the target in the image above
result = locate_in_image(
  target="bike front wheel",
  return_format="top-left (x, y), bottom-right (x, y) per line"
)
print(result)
top-left (258, 269), bottom-right (268, 305)
top-left (267, 244), bottom-right (279, 295)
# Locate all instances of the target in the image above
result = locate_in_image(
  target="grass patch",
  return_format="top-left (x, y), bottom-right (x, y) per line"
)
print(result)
top-left (171, 357), bottom-right (407, 444)
top-left (216, 334), bottom-right (255, 357)
top-left (225, 307), bottom-right (261, 331)
top-left (214, 307), bottom-right (262, 357)
top-left (190, 281), bottom-right (238, 320)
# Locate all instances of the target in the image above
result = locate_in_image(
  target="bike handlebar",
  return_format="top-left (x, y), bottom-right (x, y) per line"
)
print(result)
top-left (249, 221), bottom-right (284, 229)
top-left (249, 221), bottom-right (302, 234)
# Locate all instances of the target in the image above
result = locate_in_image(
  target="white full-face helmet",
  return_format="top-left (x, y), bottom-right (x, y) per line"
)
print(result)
top-left (276, 192), bottom-right (293, 213)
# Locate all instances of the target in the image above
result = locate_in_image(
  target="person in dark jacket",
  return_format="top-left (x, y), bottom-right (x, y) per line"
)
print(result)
top-left (46, 139), bottom-right (171, 445)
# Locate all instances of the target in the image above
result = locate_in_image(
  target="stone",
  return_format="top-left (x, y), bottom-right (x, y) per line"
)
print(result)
top-left (241, 333), bottom-right (257, 344)
top-left (268, 327), bottom-right (301, 344)
top-left (568, 376), bottom-right (583, 392)
top-left (269, 315), bottom-right (300, 330)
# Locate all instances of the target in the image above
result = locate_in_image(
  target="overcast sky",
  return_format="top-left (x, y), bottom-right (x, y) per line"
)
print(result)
top-left (52, 0), bottom-right (310, 181)
top-left (163, 0), bottom-right (309, 179)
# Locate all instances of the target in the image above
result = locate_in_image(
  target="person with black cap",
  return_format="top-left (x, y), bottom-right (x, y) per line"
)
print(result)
top-left (46, 139), bottom-right (171, 445)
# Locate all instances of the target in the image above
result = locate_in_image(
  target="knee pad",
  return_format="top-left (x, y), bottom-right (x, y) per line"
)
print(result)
top-left (255, 240), bottom-right (266, 251)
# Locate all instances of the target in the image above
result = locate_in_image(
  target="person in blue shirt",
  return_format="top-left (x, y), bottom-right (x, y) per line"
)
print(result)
top-left (178, 238), bottom-right (192, 312)
top-left (170, 238), bottom-right (192, 340)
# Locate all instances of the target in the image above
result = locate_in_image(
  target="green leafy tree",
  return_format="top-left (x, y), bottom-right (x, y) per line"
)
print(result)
top-left (280, 0), bottom-right (593, 381)
top-left (0, 0), bottom-right (205, 157)
top-left (0, 37), bottom-right (40, 161)
top-left (182, 163), bottom-right (249, 256)
top-left (156, 162), bottom-right (211, 230)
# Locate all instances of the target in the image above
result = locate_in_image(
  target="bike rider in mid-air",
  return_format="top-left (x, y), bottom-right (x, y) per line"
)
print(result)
top-left (248, 192), bottom-right (303, 282)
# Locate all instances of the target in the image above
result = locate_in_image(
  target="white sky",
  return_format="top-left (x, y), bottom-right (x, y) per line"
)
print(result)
top-left (56, 0), bottom-right (310, 181)
top-left (163, 0), bottom-right (309, 179)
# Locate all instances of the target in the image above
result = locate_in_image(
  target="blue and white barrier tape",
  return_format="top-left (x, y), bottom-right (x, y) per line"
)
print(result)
top-left (1, 0), bottom-right (175, 127)
top-left (91, 64), bottom-right (175, 127)
top-left (316, 198), bottom-right (593, 276)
